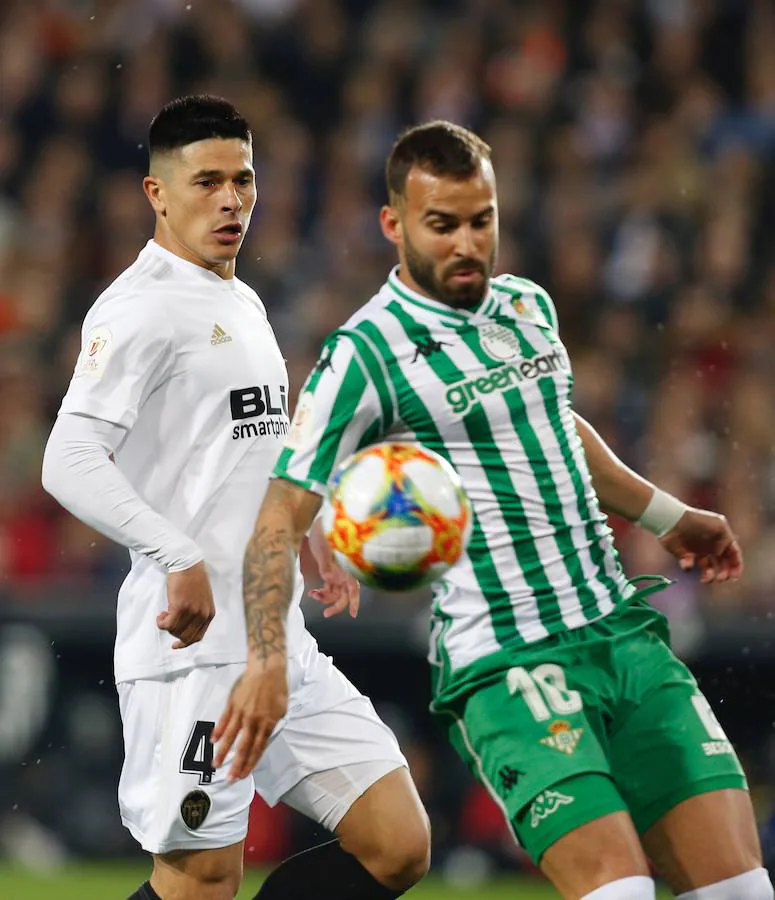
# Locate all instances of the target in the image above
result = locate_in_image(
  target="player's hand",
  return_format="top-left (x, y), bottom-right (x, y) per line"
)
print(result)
top-left (158, 561), bottom-right (216, 649)
top-left (308, 564), bottom-right (360, 619)
top-left (212, 656), bottom-right (288, 780)
top-left (306, 517), bottom-right (361, 618)
top-left (658, 508), bottom-right (743, 584)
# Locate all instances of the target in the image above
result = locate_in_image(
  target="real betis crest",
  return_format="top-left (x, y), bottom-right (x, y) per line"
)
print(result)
top-left (539, 720), bottom-right (583, 755)
top-left (510, 291), bottom-right (537, 322)
top-left (511, 294), bottom-right (526, 315)
top-left (508, 290), bottom-right (542, 326)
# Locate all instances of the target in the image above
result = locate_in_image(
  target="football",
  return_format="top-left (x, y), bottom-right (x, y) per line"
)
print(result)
top-left (322, 442), bottom-right (472, 591)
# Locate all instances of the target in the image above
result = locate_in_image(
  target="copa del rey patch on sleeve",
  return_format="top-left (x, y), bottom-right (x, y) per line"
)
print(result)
top-left (285, 390), bottom-right (316, 451)
top-left (74, 326), bottom-right (113, 379)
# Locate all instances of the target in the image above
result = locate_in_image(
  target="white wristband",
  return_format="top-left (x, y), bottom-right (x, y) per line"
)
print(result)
top-left (636, 488), bottom-right (688, 537)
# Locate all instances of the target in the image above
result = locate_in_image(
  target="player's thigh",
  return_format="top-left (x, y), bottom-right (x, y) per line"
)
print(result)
top-left (641, 788), bottom-right (762, 895)
top-left (609, 662), bottom-right (747, 838)
top-left (255, 643), bottom-right (410, 827)
top-left (117, 665), bottom-right (253, 858)
top-left (442, 665), bottom-right (629, 865)
top-left (334, 766), bottom-right (430, 873)
top-left (610, 658), bottom-right (753, 892)
top-left (540, 801), bottom-right (650, 900)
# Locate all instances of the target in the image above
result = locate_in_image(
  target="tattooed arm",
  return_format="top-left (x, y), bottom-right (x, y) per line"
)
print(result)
top-left (212, 478), bottom-right (322, 780)
top-left (242, 478), bottom-right (322, 663)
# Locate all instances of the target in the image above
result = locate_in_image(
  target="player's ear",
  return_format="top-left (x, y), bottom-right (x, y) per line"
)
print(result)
top-left (143, 175), bottom-right (166, 216)
top-left (380, 204), bottom-right (402, 247)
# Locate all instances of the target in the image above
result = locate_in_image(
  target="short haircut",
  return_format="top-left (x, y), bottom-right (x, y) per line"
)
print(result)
top-left (148, 95), bottom-right (251, 161)
top-left (386, 120), bottom-right (492, 202)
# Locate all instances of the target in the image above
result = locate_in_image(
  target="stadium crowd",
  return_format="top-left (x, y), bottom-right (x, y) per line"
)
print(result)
top-left (1, 0), bottom-right (775, 875)
top-left (2, 0), bottom-right (775, 617)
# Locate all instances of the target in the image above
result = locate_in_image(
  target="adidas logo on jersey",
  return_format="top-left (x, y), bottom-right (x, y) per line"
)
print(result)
top-left (211, 323), bottom-right (232, 345)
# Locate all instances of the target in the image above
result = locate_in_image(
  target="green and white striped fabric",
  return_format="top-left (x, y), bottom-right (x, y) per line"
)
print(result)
top-left (275, 267), bottom-right (630, 676)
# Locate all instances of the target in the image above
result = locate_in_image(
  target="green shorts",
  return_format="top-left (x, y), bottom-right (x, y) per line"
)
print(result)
top-left (431, 592), bottom-right (747, 863)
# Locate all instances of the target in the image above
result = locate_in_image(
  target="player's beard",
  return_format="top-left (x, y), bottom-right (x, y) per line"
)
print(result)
top-left (403, 234), bottom-right (496, 309)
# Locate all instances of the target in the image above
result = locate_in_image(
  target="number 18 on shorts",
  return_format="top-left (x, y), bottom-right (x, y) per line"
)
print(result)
top-left (440, 607), bottom-right (746, 863)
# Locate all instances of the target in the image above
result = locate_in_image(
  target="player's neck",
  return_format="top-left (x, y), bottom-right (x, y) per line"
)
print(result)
top-left (153, 229), bottom-right (236, 280)
top-left (395, 266), bottom-right (427, 299)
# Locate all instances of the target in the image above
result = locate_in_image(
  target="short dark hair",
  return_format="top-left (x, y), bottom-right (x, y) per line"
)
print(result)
top-left (386, 121), bottom-right (492, 202)
top-left (148, 95), bottom-right (251, 160)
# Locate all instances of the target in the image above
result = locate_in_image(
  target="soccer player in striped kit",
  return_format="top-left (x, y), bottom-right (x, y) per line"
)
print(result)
top-left (214, 121), bottom-right (773, 900)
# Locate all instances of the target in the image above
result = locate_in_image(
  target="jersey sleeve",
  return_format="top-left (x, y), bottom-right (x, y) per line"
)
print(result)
top-left (273, 329), bottom-right (396, 495)
top-left (497, 274), bottom-right (561, 334)
top-left (42, 413), bottom-right (203, 571)
top-left (532, 283), bottom-right (560, 333)
top-left (60, 293), bottom-right (175, 430)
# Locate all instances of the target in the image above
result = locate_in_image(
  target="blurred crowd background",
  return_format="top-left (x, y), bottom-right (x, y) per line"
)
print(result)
top-left (1, 0), bottom-right (775, 883)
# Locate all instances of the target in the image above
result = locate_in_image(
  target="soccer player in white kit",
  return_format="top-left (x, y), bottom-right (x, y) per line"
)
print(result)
top-left (41, 96), bottom-right (430, 900)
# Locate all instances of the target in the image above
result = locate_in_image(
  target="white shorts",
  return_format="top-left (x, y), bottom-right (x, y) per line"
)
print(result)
top-left (117, 633), bottom-right (407, 854)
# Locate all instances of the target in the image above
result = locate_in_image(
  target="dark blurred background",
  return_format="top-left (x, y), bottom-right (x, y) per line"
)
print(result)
top-left (1, 0), bottom-right (775, 883)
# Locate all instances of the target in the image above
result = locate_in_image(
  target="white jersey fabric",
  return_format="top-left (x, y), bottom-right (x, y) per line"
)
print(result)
top-left (43, 413), bottom-right (206, 574)
top-left (55, 240), bottom-right (304, 682)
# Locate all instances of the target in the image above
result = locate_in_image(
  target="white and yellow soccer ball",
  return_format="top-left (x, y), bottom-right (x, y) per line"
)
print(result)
top-left (322, 442), bottom-right (472, 591)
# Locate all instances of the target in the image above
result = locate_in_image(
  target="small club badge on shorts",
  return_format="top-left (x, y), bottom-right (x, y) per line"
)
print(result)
top-left (181, 790), bottom-right (211, 830)
top-left (539, 720), bottom-right (584, 755)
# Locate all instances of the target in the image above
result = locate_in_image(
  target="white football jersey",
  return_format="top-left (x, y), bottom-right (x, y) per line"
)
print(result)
top-left (59, 240), bottom-right (304, 682)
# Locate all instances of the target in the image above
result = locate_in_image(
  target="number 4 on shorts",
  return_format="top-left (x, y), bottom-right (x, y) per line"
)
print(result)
top-left (180, 720), bottom-right (216, 784)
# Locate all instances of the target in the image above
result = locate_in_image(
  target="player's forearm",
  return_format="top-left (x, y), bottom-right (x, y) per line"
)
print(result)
top-left (42, 413), bottom-right (203, 571)
top-left (574, 413), bottom-right (660, 521)
top-left (242, 478), bottom-right (314, 665)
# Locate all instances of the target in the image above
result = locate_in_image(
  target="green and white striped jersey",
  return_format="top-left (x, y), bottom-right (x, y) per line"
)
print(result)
top-left (275, 267), bottom-right (631, 677)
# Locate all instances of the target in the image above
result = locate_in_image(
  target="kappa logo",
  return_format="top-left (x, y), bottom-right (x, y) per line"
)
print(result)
top-left (315, 344), bottom-right (336, 374)
top-left (211, 323), bottom-right (232, 345)
top-left (498, 765), bottom-right (523, 794)
top-left (411, 337), bottom-right (451, 363)
top-left (529, 790), bottom-right (574, 828)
